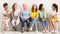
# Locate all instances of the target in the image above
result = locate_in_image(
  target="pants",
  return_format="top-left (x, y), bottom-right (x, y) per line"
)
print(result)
top-left (39, 18), bottom-right (48, 28)
top-left (20, 18), bottom-right (30, 28)
top-left (11, 16), bottom-right (20, 26)
top-left (32, 19), bottom-right (38, 28)
top-left (3, 17), bottom-right (10, 30)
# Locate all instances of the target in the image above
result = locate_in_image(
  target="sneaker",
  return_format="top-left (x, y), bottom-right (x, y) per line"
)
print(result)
top-left (51, 30), bottom-right (55, 33)
top-left (30, 27), bottom-right (32, 31)
top-left (13, 27), bottom-right (17, 31)
top-left (42, 30), bottom-right (45, 33)
top-left (55, 30), bottom-right (58, 33)
top-left (21, 28), bottom-right (24, 33)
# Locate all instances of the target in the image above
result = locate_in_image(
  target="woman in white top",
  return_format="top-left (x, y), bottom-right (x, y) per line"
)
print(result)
top-left (49, 4), bottom-right (58, 32)
top-left (12, 3), bottom-right (20, 31)
top-left (2, 3), bottom-right (10, 31)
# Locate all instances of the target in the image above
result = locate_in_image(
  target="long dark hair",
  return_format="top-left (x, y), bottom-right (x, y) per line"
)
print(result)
top-left (12, 3), bottom-right (16, 12)
top-left (12, 3), bottom-right (16, 16)
top-left (39, 4), bottom-right (43, 11)
top-left (52, 4), bottom-right (58, 12)
top-left (31, 4), bottom-right (38, 12)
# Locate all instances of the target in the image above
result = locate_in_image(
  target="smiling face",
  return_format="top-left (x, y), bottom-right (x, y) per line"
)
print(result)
top-left (52, 6), bottom-right (56, 11)
top-left (14, 3), bottom-right (18, 10)
top-left (31, 4), bottom-right (38, 12)
top-left (33, 4), bottom-right (37, 10)
top-left (41, 5), bottom-right (44, 11)
top-left (23, 3), bottom-right (27, 10)
top-left (4, 5), bottom-right (9, 10)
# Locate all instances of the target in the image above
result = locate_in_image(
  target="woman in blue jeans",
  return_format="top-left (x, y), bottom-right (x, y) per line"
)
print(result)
top-left (30, 4), bottom-right (39, 32)
top-left (39, 4), bottom-right (48, 32)
top-left (20, 3), bottom-right (30, 33)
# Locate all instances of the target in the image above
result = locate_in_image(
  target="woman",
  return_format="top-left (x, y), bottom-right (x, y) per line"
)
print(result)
top-left (49, 4), bottom-right (58, 32)
top-left (39, 4), bottom-right (48, 32)
top-left (11, 3), bottom-right (20, 31)
top-left (20, 3), bottom-right (30, 33)
top-left (2, 3), bottom-right (10, 31)
top-left (30, 4), bottom-right (39, 32)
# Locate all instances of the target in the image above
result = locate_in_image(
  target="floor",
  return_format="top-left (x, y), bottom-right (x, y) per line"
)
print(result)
top-left (0, 31), bottom-right (60, 34)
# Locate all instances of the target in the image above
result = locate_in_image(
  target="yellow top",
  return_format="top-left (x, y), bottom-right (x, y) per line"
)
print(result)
top-left (30, 10), bottom-right (39, 18)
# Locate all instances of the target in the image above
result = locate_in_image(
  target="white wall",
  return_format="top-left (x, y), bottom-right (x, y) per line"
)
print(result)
top-left (0, 0), bottom-right (60, 31)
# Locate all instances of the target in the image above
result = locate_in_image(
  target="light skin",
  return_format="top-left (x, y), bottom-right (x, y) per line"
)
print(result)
top-left (23, 3), bottom-right (27, 11)
top-left (12, 3), bottom-right (20, 22)
top-left (30, 4), bottom-right (38, 31)
top-left (22, 3), bottom-right (28, 20)
top-left (32, 4), bottom-right (38, 19)
top-left (49, 6), bottom-right (57, 30)
top-left (40, 5), bottom-right (48, 32)
top-left (41, 5), bottom-right (46, 21)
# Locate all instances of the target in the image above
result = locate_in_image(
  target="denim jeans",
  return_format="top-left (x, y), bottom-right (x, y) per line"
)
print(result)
top-left (39, 18), bottom-right (48, 28)
top-left (32, 19), bottom-right (38, 28)
top-left (20, 18), bottom-right (30, 28)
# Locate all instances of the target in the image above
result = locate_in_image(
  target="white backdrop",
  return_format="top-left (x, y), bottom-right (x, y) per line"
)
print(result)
top-left (0, 0), bottom-right (60, 31)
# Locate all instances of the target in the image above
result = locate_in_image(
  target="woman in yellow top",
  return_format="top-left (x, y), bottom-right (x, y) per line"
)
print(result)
top-left (30, 4), bottom-right (39, 32)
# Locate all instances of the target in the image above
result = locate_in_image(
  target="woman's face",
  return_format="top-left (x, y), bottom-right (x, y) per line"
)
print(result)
top-left (14, 4), bottom-right (18, 10)
top-left (41, 5), bottom-right (44, 10)
top-left (33, 5), bottom-right (37, 10)
top-left (4, 5), bottom-right (9, 10)
top-left (52, 6), bottom-right (56, 10)
top-left (23, 4), bottom-right (27, 10)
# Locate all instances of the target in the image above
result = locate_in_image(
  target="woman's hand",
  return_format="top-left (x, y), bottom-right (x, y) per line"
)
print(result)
top-left (42, 18), bottom-right (46, 21)
top-left (13, 18), bottom-right (16, 22)
top-left (33, 18), bottom-right (37, 19)
top-left (22, 18), bottom-right (27, 20)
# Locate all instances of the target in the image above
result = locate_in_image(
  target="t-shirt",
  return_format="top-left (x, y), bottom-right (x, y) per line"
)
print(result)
top-left (49, 10), bottom-right (58, 16)
top-left (39, 10), bottom-right (46, 18)
top-left (30, 10), bottom-right (39, 18)
top-left (20, 9), bottom-right (30, 19)
top-left (3, 9), bottom-right (10, 17)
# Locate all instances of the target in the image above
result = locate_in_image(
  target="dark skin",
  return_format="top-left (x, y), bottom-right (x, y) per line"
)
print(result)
top-left (3, 5), bottom-right (9, 17)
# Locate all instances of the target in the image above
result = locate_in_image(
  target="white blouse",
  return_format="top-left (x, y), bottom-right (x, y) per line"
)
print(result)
top-left (14, 9), bottom-right (20, 16)
top-left (3, 9), bottom-right (10, 17)
top-left (49, 10), bottom-right (58, 16)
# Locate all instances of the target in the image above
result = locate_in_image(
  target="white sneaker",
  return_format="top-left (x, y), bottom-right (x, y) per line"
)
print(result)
top-left (51, 30), bottom-right (55, 32)
top-left (55, 30), bottom-right (58, 33)
top-left (42, 30), bottom-right (45, 33)
top-left (30, 27), bottom-right (32, 31)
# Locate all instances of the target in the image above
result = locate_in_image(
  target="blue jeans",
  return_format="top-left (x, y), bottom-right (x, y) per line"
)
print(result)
top-left (39, 18), bottom-right (48, 28)
top-left (20, 18), bottom-right (30, 28)
top-left (32, 19), bottom-right (38, 28)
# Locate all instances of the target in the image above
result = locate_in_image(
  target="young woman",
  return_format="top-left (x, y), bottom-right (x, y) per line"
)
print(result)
top-left (30, 4), bottom-right (39, 32)
top-left (11, 3), bottom-right (20, 31)
top-left (39, 4), bottom-right (48, 32)
top-left (20, 3), bottom-right (30, 33)
top-left (2, 3), bottom-right (10, 31)
top-left (49, 4), bottom-right (58, 32)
